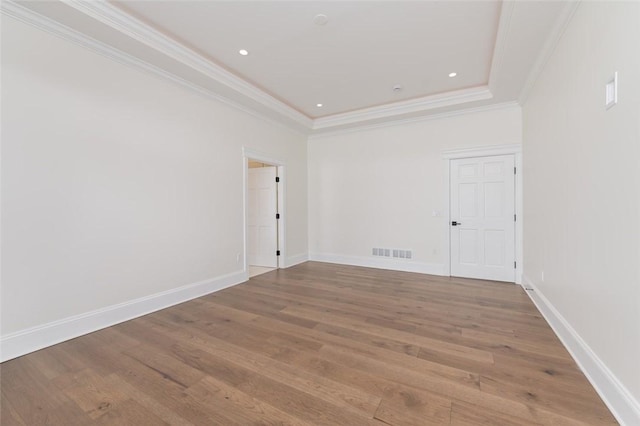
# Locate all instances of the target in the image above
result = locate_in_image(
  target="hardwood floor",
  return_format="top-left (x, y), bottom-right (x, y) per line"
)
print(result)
top-left (1, 262), bottom-right (617, 425)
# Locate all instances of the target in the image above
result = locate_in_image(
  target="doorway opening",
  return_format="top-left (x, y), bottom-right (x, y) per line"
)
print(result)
top-left (243, 148), bottom-right (285, 279)
top-left (449, 154), bottom-right (515, 282)
top-left (442, 144), bottom-right (523, 284)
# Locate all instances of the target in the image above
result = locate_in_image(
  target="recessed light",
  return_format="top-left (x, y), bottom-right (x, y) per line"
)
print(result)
top-left (449, 72), bottom-right (457, 78)
top-left (239, 49), bottom-right (249, 56)
top-left (316, 103), bottom-right (323, 107)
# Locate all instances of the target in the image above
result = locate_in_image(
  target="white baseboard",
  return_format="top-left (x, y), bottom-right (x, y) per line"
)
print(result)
top-left (283, 253), bottom-right (308, 268)
top-left (522, 275), bottom-right (640, 426)
top-left (0, 270), bottom-right (248, 362)
top-left (309, 252), bottom-right (446, 276)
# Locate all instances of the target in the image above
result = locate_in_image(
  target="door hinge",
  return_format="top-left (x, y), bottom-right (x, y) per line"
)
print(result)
top-left (514, 214), bottom-right (516, 222)
top-left (276, 213), bottom-right (280, 219)
top-left (514, 261), bottom-right (517, 269)
top-left (514, 167), bottom-right (516, 175)
top-left (275, 176), bottom-right (280, 183)
top-left (276, 250), bottom-right (281, 256)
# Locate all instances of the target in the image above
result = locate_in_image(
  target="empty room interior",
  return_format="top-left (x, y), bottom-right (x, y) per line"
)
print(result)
top-left (1, 1), bottom-right (639, 425)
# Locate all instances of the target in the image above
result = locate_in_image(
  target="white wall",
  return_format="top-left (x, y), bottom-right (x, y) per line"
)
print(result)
top-left (522, 1), bottom-right (640, 422)
top-left (308, 106), bottom-right (522, 274)
top-left (0, 16), bottom-right (307, 343)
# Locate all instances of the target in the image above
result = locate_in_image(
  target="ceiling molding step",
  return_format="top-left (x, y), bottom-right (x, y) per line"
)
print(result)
top-left (6, 0), bottom-right (559, 135)
top-left (1, 0), bottom-right (310, 135)
top-left (488, 0), bottom-right (516, 92)
top-left (312, 86), bottom-right (493, 131)
top-left (61, 0), bottom-right (313, 129)
top-left (518, 1), bottom-right (581, 105)
top-left (309, 101), bottom-right (520, 140)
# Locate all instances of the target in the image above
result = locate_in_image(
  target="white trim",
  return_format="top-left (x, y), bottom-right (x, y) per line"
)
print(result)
top-left (0, 270), bottom-right (247, 362)
top-left (442, 158), bottom-right (452, 278)
top-left (442, 143), bottom-right (522, 159)
top-left (309, 102), bottom-right (520, 140)
top-left (488, 1), bottom-right (515, 93)
top-left (309, 253), bottom-right (446, 277)
top-left (442, 144), bottom-right (523, 284)
top-left (3, 0), bottom-right (581, 134)
top-left (276, 165), bottom-right (286, 269)
top-left (60, 0), bottom-right (313, 130)
top-left (283, 253), bottom-right (309, 268)
top-left (313, 86), bottom-right (492, 131)
top-left (242, 147), bottom-right (287, 272)
top-left (1, 0), bottom-right (528, 134)
top-left (514, 153), bottom-right (523, 284)
top-left (243, 148), bottom-right (287, 170)
top-left (0, 1), bottom-right (310, 135)
top-left (518, 1), bottom-right (581, 105)
top-left (522, 276), bottom-right (640, 426)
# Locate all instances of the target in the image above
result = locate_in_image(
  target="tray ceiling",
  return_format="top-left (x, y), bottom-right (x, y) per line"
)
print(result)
top-left (4, 0), bottom-right (577, 134)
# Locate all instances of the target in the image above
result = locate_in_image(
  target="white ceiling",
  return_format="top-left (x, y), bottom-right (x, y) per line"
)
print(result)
top-left (116, 1), bottom-right (501, 118)
top-left (7, 0), bottom-right (577, 134)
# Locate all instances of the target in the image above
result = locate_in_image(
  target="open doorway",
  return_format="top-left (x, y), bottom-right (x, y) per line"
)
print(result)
top-left (243, 148), bottom-right (285, 279)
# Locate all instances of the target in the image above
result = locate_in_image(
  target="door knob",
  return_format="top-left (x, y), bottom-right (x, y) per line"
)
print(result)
top-left (451, 221), bottom-right (461, 226)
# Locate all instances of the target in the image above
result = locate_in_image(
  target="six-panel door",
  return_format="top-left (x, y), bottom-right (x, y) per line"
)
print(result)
top-left (450, 155), bottom-right (515, 282)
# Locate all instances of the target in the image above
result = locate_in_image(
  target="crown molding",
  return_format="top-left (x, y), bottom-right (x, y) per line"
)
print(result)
top-left (308, 101), bottom-right (519, 140)
top-left (312, 86), bottom-right (493, 131)
top-left (5, 0), bottom-right (551, 134)
top-left (62, 0), bottom-right (501, 133)
top-left (488, 0), bottom-right (516, 93)
top-left (518, 1), bottom-right (581, 105)
top-left (60, 0), bottom-right (313, 129)
top-left (1, 0), bottom-right (310, 135)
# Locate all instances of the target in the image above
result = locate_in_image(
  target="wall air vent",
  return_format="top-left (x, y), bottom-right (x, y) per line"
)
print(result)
top-left (372, 248), bottom-right (412, 259)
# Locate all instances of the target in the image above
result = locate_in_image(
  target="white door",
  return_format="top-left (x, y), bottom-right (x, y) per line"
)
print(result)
top-left (450, 155), bottom-right (515, 282)
top-left (248, 167), bottom-right (278, 268)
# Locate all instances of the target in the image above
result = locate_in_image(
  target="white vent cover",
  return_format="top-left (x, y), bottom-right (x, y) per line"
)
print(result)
top-left (372, 248), bottom-right (412, 259)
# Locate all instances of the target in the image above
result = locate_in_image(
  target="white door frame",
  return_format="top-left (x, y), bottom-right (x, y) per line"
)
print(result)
top-left (442, 144), bottom-right (523, 284)
top-left (243, 147), bottom-right (286, 273)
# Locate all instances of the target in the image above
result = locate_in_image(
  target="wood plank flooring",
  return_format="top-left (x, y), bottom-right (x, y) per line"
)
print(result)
top-left (0, 262), bottom-right (617, 425)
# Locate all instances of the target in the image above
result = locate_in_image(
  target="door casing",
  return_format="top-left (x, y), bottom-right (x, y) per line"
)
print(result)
top-left (442, 144), bottom-right (523, 285)
top-left (243, 147), bottom-right (286, 274)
